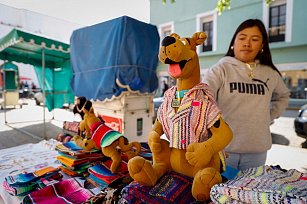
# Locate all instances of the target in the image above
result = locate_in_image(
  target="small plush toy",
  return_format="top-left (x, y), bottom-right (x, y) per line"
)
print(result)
top-left (73, 100), bottom-right (141, 173)
top-left (128, 32), bottom-right (233, 202)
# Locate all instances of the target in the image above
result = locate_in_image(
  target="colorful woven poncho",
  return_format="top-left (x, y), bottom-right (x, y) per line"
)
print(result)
top-left (158, 82), bottom-right (221, 149)
top-left (90, 122), bottom-right (125, 148)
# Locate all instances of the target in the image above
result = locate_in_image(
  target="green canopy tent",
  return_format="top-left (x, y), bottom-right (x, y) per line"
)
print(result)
top-left (0, 28), bottom-right (75, 139)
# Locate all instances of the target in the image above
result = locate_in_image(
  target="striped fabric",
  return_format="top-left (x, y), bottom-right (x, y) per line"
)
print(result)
top-left (90, 121), bottom-right (125, 148)
top-left (57, 155), bottom-right (89, 167)
top-left (62, 121), bottom-right (80, 133)
top-left (210, 165), bottom-right (307, 204)
top-left (60, 141), bottom-right (84, 151)
top-left (5, 166), bottom-right (59, 186)
top-left (3, 180), bottom-right (37, 196)
top-left (120, 171), bottom-right (195, 203)
top-left (158, 83), bottom-right (221, 149)
top-left (22, 178), bottom-right (93, 204)
top-left (88, 162), bottom-right (124, 185)
top-left (5, 173), bottom-right (36, 187)
top-left (3, 167), bottom-right (61, 196)
top-left (55, 141), bottom-right (100, 156)
top-left (59, 166), bottom-right (84, 177)
top-left (88, 174), bottom-right (108, 188)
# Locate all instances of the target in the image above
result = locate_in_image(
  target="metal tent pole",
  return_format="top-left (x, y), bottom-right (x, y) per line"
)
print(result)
top-left (3, 66), bottom-right (7, 124)
top-left (52, 67), bottom-right (55, 120)
top-left (42, 46), bottom-right (46, 140)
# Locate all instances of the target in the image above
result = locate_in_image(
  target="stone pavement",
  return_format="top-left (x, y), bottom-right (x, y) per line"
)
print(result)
top-left (0, 100), bottom-right (307, 172)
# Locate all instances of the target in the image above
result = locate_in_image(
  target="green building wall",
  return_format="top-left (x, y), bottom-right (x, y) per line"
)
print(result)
top-left (150, 0), bottom-right (307, 102)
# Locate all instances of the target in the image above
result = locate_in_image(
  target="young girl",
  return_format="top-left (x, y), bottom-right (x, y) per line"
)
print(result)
top-left (204, 19), bottom-right (290, 171)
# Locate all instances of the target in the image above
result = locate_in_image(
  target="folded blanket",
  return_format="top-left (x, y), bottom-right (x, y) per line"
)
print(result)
top-left (210, 165), bottom-right (307, 204)
top-left (120, 171), bottom-right (195, 204)
top-left (60, 166), bottom-right (87, 177)
top-left (5, 166), bottom-right (59, 186)
top-left (4, 172), bottom-right (63, 196)
top-left (88, 163), bottom-right (121, 184)
top-left (3, 180), bottom-right (37, 196)
top-left (3, 167), bottom-right (61, 196)
top-left (22, 178), bottom-right (93, 204)
top-left (57, 155), bottom-right (89, 167)
top-left (57, 151), bottom-right (103, 160)
top-left (88, 174), bottom-right (108, 189)
top-left (55, 141), bottom-right (100, 156)
top-left (63, 121), bottom-right (80, 133)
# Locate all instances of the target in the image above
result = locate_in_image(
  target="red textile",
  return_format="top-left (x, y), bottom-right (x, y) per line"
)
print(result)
top-left (22, 178), bottom-right (93, 204)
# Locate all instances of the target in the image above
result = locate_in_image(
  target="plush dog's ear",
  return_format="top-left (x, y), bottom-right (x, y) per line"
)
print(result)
top-left (89, 107), bottom-right (95, 114)
top-left (192, 32), bottom-right (207, 46)
top-left (83, 108), bottom-right (89, 115)
top-left (170, 33), bottom-right (181, 39)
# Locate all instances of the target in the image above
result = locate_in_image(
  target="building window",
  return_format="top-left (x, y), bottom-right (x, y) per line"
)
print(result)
top-left (197, 11), bottom-right (217, 53)
top-left (269, 2), bottom-right (286, 42)
top-left (263, 0), bottom-right (293, 43)
top-left (202, 21), bottom-right (213, 52)
top-left (281, 70), bottom-right (307, 99)
top-left (158, 22), bottom-right (174, 41)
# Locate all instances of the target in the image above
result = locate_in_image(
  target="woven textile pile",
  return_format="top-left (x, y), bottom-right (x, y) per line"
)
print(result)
top-left (210, 165), bottom-right (307, 204)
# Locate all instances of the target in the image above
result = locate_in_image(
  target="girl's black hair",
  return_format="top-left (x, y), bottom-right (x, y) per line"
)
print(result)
top-left (73, 96), bottom-right (87, 119)
top-left (225, 19), bottom-right (281, 76)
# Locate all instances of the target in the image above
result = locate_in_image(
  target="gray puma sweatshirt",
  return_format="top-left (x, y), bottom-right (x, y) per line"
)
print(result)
top-left (203, 56), bottom-right (290, 153)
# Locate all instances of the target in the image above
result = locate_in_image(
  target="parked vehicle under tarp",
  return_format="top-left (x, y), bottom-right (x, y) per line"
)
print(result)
top-left (70, 16), bottom-right (160, 102)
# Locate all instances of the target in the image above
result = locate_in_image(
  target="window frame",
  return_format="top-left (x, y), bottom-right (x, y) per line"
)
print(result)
top-left (263, 0), bottom-right (293, 43)
top-left (196, 10), bottom-right (217, 53)
top-left (158, 21), bottom-right (174, 42)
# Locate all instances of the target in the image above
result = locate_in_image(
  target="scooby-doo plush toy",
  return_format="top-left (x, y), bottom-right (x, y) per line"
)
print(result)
top-left (128, 32), bottom-right (233, 202)
top-left (73, 100), bottom-right (141, 173)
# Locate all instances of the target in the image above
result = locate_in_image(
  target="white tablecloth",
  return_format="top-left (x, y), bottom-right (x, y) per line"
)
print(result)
top-left (0, 139), bottom-right (60, 204)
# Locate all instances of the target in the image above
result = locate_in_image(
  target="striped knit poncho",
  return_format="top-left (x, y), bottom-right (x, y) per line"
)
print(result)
top-left (158, 82), bottom-right (221, 149)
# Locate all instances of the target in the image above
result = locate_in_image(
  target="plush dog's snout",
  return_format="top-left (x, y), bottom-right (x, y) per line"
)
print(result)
top-left (165, 58), bottom-right (176, 64)
top-left (161, 36), bottom-right (176, 47)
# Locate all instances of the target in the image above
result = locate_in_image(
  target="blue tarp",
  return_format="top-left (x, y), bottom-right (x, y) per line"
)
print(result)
top-left (70, 16), bottom-right (160, 101)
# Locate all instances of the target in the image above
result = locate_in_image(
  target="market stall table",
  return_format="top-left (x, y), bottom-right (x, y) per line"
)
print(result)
top-left (0, 139), bottom-right (60, 203)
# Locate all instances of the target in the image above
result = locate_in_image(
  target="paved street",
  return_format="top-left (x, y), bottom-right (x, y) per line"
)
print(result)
top-left (0, 99), bottom-right (74, 149)
top-left (0, 100), bottom-right (307, 172)
top-left (268, 110), bottom-right (307, 172)
top-left (270, 110), bottom-right (306, 148)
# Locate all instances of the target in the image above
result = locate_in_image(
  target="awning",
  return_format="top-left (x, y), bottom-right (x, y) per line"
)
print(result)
top-left (0, 28), bottom-right (70, 68)
top-left (0, 28), bottom-right (74, 110)
top-left (0, 28), bottom-right (75, 140)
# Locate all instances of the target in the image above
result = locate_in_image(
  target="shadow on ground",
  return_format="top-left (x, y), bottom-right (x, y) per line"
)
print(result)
top-left (272, 132), bottom-right (307, 149)
top-left (271, 133), bottom-right (290, 146)
top-left (0, 122), bottom-right (62, 149)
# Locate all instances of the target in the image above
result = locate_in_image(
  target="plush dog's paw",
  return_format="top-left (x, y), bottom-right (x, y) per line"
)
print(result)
top-left (128, 156), bottom-right (158, 186)
top-left (192, 167), bottom-right (222, 201)
top-left (148, 132), bottom-right (163, 154)
top-left (186, 141), bottom-right (214, 167)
